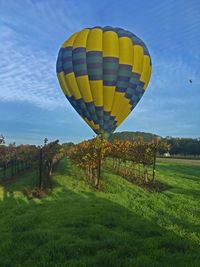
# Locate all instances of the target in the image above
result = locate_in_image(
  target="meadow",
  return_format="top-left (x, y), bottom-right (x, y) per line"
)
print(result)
top-left (0, 157), bottom-right (200, 267)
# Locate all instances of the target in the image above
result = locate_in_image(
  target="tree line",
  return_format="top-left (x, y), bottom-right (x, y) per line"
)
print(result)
top-left (163, 137), bottom-right (200, 156)
top-left (110, 131), bottom-right (200, 156)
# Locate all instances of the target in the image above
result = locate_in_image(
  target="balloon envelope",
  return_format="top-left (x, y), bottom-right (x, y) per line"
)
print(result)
top-left (56, 26), bottom-right (152, 135)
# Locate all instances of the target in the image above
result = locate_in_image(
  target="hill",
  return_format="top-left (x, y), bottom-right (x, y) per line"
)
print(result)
top-left (0, 157), bottom-right (200, 266)
top-left (110, 131), bottom-right (160, 142)
top-left (110, 132), bottom-right (200, 157)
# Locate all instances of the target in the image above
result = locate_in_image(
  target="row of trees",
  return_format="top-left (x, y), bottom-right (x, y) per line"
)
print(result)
top-left (109, 132), bottom-right (200, 156)
top-left (108, 138), bottom-right (169, 183)
top-left (164, 137), bottom-right (200, 156)
top-left (68, 137), bottom-right (169, 188)
top-left (0, 142), bottom-right (38, 179)
top-left (38, 139), bottom-right (65, 190)
top-left (0, 136), bottom-right (64, 191)
top-left (68, 137), bottom-right (110, 188)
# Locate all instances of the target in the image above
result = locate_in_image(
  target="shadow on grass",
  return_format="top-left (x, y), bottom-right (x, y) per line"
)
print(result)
top-left (0, 180), bottom-right (200, 267)
top-left (55, 157), bottom-right (80, 177)
top-left (103, 167), bottom-right (171, 193)
top-left (170, 186), bottom-right (200, 200)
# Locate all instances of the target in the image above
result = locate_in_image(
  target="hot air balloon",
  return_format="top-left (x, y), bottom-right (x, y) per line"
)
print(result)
top-left (56, 26), bottom-right (152, 137)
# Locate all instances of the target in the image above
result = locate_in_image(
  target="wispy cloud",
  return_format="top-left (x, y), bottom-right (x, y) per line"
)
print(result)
top-left (0, 24), bottom-right (66, 109)
top-left (0, 0), bottom-right (84, 110)
top-left (0, 0), bottom-right (200, 143)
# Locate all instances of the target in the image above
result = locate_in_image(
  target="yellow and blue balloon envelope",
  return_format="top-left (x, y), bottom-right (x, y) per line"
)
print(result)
top-left (56, 26), bottom-right (152, 135)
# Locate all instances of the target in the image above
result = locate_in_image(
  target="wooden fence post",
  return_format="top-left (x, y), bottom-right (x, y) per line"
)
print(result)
top-left (39, 147), bottom-right (43, 189)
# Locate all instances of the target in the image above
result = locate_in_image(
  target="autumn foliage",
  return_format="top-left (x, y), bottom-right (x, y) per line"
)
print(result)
top-left (68, 136), bottom-right (169, 188)
top-left (38, 139), bottom-right (65, 189)
top-left (107, 138), bottom-right (169, 184)
top-left (68, 137), bottom-right (111, 188)
top-left (0, 137), bottom-right (64, 191)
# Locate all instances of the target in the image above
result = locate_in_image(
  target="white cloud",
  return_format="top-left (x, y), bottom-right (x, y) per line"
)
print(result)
top-left (0, 23), bottom-right (69, 109)
top-left (0, 0), bottom-right (85, 110)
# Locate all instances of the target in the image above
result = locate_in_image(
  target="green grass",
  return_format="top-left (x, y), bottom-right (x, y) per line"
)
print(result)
top-left (158, 157), bottom-right (200, 166)
top-left (0, 158), bottom-right (200, 267)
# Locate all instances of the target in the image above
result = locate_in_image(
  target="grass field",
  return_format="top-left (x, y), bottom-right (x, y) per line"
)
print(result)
top-left (158, 157), bottom-right (200, 166)
top-left (0, 158), bottom-right (200, 267)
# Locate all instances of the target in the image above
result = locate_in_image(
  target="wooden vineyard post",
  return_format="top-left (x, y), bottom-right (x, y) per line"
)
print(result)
top-left (152, 137), bottom-right (160, 182)
top-left (152, 147), bottom-right (156, 182)
top-left (39, 147), bottom-right (43, 190)
top-left (11, 159), bottom-right (14, 177)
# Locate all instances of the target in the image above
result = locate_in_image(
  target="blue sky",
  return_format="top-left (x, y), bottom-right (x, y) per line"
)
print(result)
top-left (0, 0), bottom-right (200, 145)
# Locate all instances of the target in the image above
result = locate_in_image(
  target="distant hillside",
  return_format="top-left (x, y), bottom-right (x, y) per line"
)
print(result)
top-left (109, 132), bottom-right (200, 156)
top-left (62, 142), bottom-right (74, 149)
top-left (110, 131), bottom-right (161, 142)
